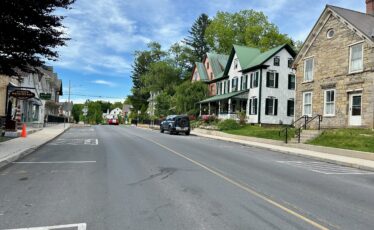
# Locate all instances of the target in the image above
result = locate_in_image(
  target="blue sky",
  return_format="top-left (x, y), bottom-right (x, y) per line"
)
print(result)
top-left (52, 0), bottom-right (365, 104)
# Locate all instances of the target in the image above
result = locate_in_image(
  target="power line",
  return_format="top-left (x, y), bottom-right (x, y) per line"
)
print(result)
top-left (62, 93), bottom-right (125, 99)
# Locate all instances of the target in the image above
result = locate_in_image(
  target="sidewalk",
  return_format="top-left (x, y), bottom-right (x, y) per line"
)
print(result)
top-left (192, 128), bottom-right (374, 171)
top-left (0, 124), bottom-right (70, 169)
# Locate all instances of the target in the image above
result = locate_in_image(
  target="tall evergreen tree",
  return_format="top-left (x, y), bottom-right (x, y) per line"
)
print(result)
top-left (185, 13), bottom-right (211, 61)
top-left (0, 0), bottom-right (75, 76)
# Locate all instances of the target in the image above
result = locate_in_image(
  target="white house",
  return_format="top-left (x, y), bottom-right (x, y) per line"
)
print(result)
top-left (199, 44), bottom-right (296, 125)
top-left (104, 108), bottom-right (123, 120)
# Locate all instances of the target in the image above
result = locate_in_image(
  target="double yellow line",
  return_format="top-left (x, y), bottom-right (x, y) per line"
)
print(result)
top-left (140, 135), bottom-right (329, 230)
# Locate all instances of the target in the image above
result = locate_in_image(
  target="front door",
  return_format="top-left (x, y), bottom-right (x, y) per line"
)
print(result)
top-left (349, 93), bottom-right (362, 126)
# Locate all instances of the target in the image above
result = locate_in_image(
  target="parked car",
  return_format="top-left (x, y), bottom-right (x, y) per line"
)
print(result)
top-left (108, 118), bottom-right (119, 125)
top-left (160, 115), bottom-right (190, 135)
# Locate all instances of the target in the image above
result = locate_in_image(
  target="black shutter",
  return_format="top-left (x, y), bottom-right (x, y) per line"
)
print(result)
top-left (274, 99), bottom-right (278, 115)
top-left (266, 72), bottom-right (270, 87)
top-left (254, 98), bottom-right (258, 115)
top-left (236, 78), bottom-right (239, 91)
top-left (275, 73), bottom-right (279, 88)
top-left (250, 74), bottom-right (253, 88)
top-left (245, 75), bottom-right (248, 89)
top-left (255, 72), bottom-right (259, 87)
top-left (265, 99), bottom-right (269, 115)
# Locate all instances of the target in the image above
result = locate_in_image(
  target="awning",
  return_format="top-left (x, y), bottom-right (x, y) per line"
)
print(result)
top-left (199, 90), bottom-right (249, 104)
top-left (29, 98), bottom-right (42, 106)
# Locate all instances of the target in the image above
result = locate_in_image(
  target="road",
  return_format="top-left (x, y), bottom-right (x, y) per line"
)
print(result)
top-left (0, 125), bottom-right (374, 230)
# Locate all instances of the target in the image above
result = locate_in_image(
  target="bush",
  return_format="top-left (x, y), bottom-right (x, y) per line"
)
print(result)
top-left (238, 111), bottom-right (246, 125)
top-left (217, 119), bottom-right (240, 131)
top-left (201, 115), bottom-right (218, 124)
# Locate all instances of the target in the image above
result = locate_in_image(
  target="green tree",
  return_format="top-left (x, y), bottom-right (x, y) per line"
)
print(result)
top-left (168, 43), bottom-right (195, 81)
top-left (86, 101), bottom-right (103, 124)
top-left (110, 101), bottom-right (123, 110)
top-left (71, 104), bottom-right (84, 123)
top-left (205, 10), bottom-right (293, 53)
top-left (141, 61), bottom-right (182, 95)
top-left (128, 42), bottom-right (166, 114)
top-left (155, 92), bottom-right (174, 117)
top-left (185, 13), bottom-right (211, 61)
top-left (0, 0), bottom-right (75, 76)
top-left (174, 81), bottom-right (209, 115)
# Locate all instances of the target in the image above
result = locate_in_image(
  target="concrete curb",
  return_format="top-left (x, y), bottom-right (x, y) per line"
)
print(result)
top-left (0, 126), bottom-right (71, 170)
top-left (192, 132), bottom-right (374, 172)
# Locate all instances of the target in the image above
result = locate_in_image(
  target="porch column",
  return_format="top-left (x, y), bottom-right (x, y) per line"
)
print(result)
top-left (199, 103), bottom-right (202, 117)
top-left (208, 102), bottom-right (211, 115)
top-left (218, 101), bottom-right (221, 117)
top-left (228, 98), bottom-right (231, 114)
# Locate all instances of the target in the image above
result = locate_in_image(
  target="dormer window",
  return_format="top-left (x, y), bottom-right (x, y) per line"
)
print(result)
top-left (288, 58), bottom-right (293, 68)
top-left (274, 56), bottom-right (280, 66)
top-left (234, 59), bottom-right (238, 69)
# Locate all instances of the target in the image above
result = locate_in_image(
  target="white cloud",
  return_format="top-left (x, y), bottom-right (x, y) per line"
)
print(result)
top-left (92, 80), bottom-right (117, 87)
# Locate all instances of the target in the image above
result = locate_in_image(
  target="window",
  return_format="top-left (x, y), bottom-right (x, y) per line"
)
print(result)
top-left (274, 56), bottom-right (280, 66)
top-left (327, 29), bottom-right (334, 39)
top-left (241, 75), bottom-right (248, 90)
top-left (287, 99), bottom-right (294, 116)
top-left (265, 98), bottom-right (278, 116)
top-left (266, 72), bottom-right (279, 88)
top-left (234, 59), bottom-right (238, 69)
top-left (288, 59), bottom-right (294, 68)
top-left (349, 43), bottom-right (363, 73)
top-left (303, 92), bottom-right (312, 116)
top-left (250, 72), bottom-right (259, 88)
top-left (240, 76), bottom-right (243, 90)
top-left (304, 58), bottom-right (314, 81)
top-left (249, 98), bottom-right (258, 115)
top-left (288, 74), bottom-right (295, 90)
top-left (232, 77), bottom-right (238, 92)
top-left (324, 89), bottom-right (335, 116)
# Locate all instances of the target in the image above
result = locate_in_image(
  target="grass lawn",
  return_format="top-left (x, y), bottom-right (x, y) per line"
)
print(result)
top-left (223, 125), bottom-right (295, 141)
top-left (307, 129), bottom-right (374, 153)
top-left (0, 136), bottom-right (13, 143)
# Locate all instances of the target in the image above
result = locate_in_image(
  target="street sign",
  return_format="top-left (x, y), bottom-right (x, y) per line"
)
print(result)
top-left (63, 102), bottom-right (73, 111)
top-left (40, 93), bottom-right (52, 100)
top-left (10, 90), bottom-right (35, 100)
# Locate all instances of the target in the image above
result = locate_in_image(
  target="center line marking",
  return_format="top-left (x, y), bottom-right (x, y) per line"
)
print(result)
top-left (12, 161), bottom-right (96, 164)
top-left (137, 135), bottom-right (329, 230)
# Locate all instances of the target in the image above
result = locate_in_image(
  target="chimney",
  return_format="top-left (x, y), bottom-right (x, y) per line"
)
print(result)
top-left (367, 0), bottom-right (374, 15)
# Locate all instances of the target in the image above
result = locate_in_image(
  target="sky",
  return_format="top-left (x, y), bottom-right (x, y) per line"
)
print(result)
top-left (52, 0), bottom-right (365, 104)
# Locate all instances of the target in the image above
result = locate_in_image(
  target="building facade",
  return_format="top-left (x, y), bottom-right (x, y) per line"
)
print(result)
top-left (294, 3), bottom-right (374, 128)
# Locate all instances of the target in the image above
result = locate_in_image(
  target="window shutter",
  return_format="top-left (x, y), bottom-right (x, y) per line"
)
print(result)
top-left (236, 78), bottom-right (239, 91)
top-left (265, 99), bottom-right (269, 115)
top-left (288, 75), bottom-right (291, 89)
top-left (254, 98), bottom-right (257, 115)
top-left (275, 73), bottom-right (279, 88)
top-left (287, 100), bottom-right (290, 116)
top-left (245, 75), bottom-right (248, 89)
top-left (255, 72), bottom-right (259, 87)
top-left (266, 72), bottom-right (270, 87)
top-left (274, 99), bottom-right (278, 115)
top-left (250, 74), bottom-right (253, 88)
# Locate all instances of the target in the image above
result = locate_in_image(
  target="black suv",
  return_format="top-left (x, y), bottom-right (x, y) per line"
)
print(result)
top-left (160, 115), bottom-right (190, 135)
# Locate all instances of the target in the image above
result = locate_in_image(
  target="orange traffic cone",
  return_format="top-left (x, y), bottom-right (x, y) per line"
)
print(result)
top-left (21, 124), bottom-right (27, 138)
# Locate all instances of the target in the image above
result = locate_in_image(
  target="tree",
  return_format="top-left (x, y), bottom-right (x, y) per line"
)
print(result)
top-left (155, 92), bottom-right (174, 117)
top-left (0, 0), bottom-right (75, 76)
top-left (86, 101), bottom-right (103, 124)
top-left (110, 101), bottom-right (123, 110)
top-left (205, 10), bottom-right (293, 53)
top-left (141, 61), bottom-right (182, 96)
top-left (185, 13), bottom-right (211, 61)
top-left (168, 43), bottom-right (195, 81)
top-left (71, 104), bottom-right (83, 123)
top-left (174, 81), bottom-right (209, 115)
top-left (128, 42), bottom-right (166, 114)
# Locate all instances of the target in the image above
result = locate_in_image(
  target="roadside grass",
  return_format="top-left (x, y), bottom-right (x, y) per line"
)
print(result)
top-left (307, 129), bottom-right (374, 153)
top-left (223, 125), bottom-right (295, 141)
top-left (0, 136), bottom-right (13, 143)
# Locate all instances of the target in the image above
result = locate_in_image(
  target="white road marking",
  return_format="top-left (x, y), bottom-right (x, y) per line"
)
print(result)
top-left (48, 139), bottom-right (98, 146)
top-left (12, 161), bottom-right (96, 164)
top-left (277, 161), bottom-right (374, 175)
top-left (3, 223), bottom-right (86, 230)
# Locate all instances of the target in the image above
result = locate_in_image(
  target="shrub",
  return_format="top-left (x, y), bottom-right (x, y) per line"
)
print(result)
top-left (238, 111), bottom-right (246, 125)
top-left (217, 119), bottom-right (240, 131)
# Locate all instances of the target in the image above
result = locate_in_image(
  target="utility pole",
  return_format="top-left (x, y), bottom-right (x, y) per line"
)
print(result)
top-left (68, 80), bottom-right (71, 123)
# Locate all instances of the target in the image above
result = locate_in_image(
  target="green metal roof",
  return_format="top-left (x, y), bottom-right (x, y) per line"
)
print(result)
top-left (195, 62), bottom-right (209, 81)
top-left (233, 45), bottom-right (261, 70)
top-left (199, 90), bottom-right (248, 104)
top-left (242, 44), bottom-right (296, 72)
top-left (206, 53), bottom-right (229, 78)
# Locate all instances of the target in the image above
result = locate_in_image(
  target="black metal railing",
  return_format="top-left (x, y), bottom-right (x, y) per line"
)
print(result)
top-left (279, 115), bottom-right (322, 144)
top-left (278, 115), bottom-right (308, 143)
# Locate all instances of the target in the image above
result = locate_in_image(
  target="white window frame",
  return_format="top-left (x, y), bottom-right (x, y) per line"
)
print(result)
top-left (249, 98), bottom-right (257, 115)
top-left (304, 58), bottom-right (314, 82)
top-left (266, 97), bottom-right (277, 116)
top-left (324, 89), bottom-right (335, 116)
top-left (302, 92), bottom-right (313, 117)
top-left (267, 71), bottom-right (277, 88)
top-left (349, 42), bottom-right (364, 74)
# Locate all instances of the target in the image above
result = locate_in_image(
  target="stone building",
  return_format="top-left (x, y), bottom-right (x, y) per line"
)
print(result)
top-left (293, 2), bottom-right (374, 128)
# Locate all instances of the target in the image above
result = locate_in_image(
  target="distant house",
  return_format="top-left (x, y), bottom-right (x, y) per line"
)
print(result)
top-left (199, 44), bottom-right (296, 125)
top-left (293, 1), bottom-right (374, 128)
top-left (104, 108), bottom-right (122, 120)
top-left (191, 53), bottom-right (229, 96)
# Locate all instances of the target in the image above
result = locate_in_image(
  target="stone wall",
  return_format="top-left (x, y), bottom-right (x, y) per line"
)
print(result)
top-left (295, 13), bottom-right (374, 128)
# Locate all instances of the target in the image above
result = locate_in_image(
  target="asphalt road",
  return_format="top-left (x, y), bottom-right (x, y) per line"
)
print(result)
top-left (0, 125), bottom-right (374, 230)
